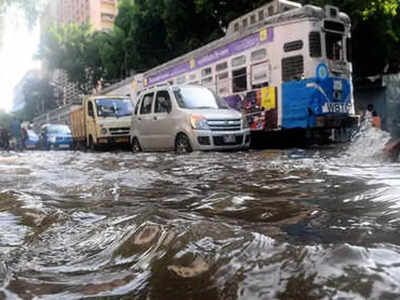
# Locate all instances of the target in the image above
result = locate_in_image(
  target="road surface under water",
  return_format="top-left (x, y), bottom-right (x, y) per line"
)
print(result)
top-left (0, 126), bottom-right (400, 299)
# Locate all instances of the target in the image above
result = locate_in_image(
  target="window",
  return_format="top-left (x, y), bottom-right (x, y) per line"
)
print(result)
top-left (217, 72), bottom-right (229, 95)
top-left (268, 6), bottom-right (274, 16)
top-left (251, 48), bottom-right (267, 62)
top-left (232, 67), bottom-right (247, 92)
top-left (258, 10), bottom-right (264, 21)
top-left (309, 32), bottom-right (322, 57)
top-left (234, 23), bottom-right (239, 32)
top-left (201, 76), bottom-right (213, 87)
top-left (154, 91), bottom-right (171, 113)
top-left (140, 93), bottom-right (154, 114)
top-left (216, 61), bottom-right (228, 72)
top-left (250, 14), bottom-right (256, 24)
top-left (346, 38), bottom-right (352, 62)
top-left (189, 73), bottom-right (197, 80)
top-left (177, 76), bottom-right (186, 84)
top-left (282, 55), bottom-right (304, 82)
top-left (134, 101), bottom-right (139, 115)
top-left (324, 20), bottom-right (345, 32)
top-left (242, 18), bottom-right (248, 28)
top-left (232, 55), bottom-right (246, 67)
top-left (252, 62), bottom-right (269, 87)
top-left (326, 32), bottom-right (344, 60)
top-left (88, 101), bottom-right (94, 117)
top-left (201, 67), bottom-right (212, 77)
top-left (284, 40), bottom-right (303, 52)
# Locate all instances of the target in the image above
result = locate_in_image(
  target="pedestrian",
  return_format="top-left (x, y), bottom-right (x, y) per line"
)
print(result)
top-left (10, 117), bottom-right (22, 151)
top-left (372, 110), bottom-right (381, 129)
top-left (0, 127), bottom-right (10, 151)
top-left (21, 125), bottom-right (28, 150)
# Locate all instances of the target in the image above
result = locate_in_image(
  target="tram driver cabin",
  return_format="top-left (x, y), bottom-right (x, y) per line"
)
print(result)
top-left (131, 0), bottom-right (358, 141)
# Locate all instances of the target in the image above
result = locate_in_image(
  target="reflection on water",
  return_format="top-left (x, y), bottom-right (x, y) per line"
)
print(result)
top-left (0, 129), bottom-right (400, 299)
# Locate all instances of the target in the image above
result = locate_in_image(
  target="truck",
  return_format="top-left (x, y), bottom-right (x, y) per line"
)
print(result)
top-left (69, 95), bottom-right (133, 150)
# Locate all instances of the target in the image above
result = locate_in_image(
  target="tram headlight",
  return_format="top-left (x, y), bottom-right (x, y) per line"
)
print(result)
top-left (190, 114), bottom-right (209, 130)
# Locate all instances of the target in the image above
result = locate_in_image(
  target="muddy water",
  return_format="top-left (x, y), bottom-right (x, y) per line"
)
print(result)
top-left (0, 128), bottom-right (400, 299)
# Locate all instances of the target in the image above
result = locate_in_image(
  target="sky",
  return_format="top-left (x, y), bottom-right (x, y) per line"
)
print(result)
top-left (0, 7), bottom-right (40, 112)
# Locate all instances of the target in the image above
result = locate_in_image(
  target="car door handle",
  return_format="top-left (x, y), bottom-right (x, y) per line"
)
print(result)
top-left (138, 117), bottom-right (142, 121)
top-left (153, 116), bottom-right (157, 120)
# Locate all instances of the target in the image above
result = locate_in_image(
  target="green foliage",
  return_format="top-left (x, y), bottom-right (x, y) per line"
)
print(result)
top-left (15, 77), bottom-right (57, 121)
top-left (38, 23), bottom-right (104, 94)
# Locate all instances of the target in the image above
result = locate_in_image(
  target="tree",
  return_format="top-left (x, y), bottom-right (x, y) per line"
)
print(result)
top-left (15, 77), bottom-right (57, 121)
top-left (38, 23), bottom-right (104, 94)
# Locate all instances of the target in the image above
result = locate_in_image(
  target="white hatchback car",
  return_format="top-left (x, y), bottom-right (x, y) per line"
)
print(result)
top-left (130, 84), bottom-right (251, 153)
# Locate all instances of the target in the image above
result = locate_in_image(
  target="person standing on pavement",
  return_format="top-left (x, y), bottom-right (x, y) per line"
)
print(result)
top-left (372, 110), bottom-right (381, 129)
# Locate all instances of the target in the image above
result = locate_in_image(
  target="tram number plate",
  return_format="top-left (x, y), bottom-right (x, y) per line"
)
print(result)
top-left (325, 103), bottom-right (351, 113)
top-left (223, 135), bottom-right (236, 143)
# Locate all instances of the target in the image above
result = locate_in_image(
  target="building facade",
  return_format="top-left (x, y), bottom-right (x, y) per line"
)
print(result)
top-left (54, 0), bottom-right (118, 31)
top-left (40, 0), bottom-right (119, 108)
top-left (12, 70), bottom-right (41, 113)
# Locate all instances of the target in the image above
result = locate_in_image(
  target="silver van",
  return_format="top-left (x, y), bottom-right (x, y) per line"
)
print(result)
top-left (130, 84), bottom-right (250, 153)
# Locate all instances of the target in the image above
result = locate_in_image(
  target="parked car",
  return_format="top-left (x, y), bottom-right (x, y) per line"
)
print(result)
top-left (39, 124), bottom-right (73, 150)
top-left (130, 84), bottom-right (251, 153)
top-left (24, 129), bottom-right (39, 149)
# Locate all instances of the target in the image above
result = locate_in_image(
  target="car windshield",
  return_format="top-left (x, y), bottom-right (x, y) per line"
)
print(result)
top-left (47, 125), bottom-right (71, 135)
top-left (96, 98), bottom-right (133, 117)
top-left (173, 86), bottom-right (229, 109)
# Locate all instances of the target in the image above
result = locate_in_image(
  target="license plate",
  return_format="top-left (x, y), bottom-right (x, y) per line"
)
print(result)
top-left (223, 135), bottom-right (236, 143)
top-left (59, 144), bottom-right (70, 148)
top-left (116, 137), bottom-right (129, 143)
top-left (323, 102), bottom-right (351, 113)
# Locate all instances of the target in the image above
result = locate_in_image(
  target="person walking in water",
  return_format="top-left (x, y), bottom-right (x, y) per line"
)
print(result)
top-left (372, 110), bottom-right (381, 129)
top-left (10, 117), bottom-right (22, 151)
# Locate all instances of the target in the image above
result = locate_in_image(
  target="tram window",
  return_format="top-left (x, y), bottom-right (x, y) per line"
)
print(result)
top-left (242, 18), bottom-right (248, 28)
top-left (201, 67), bottom-right (212, 77)
top-left (309, 32), bottom-right (322, 57)
top-left (250, 14), bottom-right (256, 24)
top-left (234, 23), bottom-right (239, 32)
top-left (216, 61), bottom-right (228, 72)
top-left (232, 67), bottom-right (247, 92)
top-left (346, 38), bottom-right (352, 62)
top-left (258, 10), bottom-right (264, 21)
top-left (252, 62), bottom-right (269, 87)
top-left (232, 55), bottom-right (246, 67)
top-left (217, 72), bottom-right (229, 95)
top-left (189, 73), bottom-right (197, 80)
top-left (284, 40), bottom-right (303, 52)
top-left (140, 93), bottom-right (154, 114)
top-left (251, 48), bottom-right (267, 61)
top-left (201, 77), bottom-right (213, 87)
top-left (177, 76), bottom-right (186, 84)
top-left (218, 72), bottom-right (229, 80)
top-left (326, 32), bottom-right (344, 60)
top-left (282, 55), bottom-right (304, 82)
top-left (268, 6), bottom-right (274, 16)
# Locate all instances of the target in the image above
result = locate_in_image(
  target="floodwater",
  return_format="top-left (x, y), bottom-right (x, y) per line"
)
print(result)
top-left (0, 127), bottom-right (400, 299)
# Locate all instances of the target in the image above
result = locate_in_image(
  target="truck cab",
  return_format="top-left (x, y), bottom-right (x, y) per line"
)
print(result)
top-left (71, 96), bottom-right (133, 150)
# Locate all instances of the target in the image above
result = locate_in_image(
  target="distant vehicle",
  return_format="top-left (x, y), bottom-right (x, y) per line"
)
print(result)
top-left (131, 84), bottom-right (250, 153)
top-left (24, 129), bottom-right (39, 150)
top-left (39, 124), bottom-right (73, 150)
top-left (69, 96), bottom-right (132, 150)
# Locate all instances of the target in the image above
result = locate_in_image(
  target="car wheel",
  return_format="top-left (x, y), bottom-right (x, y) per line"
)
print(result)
top-left (131, 137), bottom-right (142, 153)
top-left (88, 136), bottom-right (97, 151)
top-left (175, 133), bottom-right (192, 154)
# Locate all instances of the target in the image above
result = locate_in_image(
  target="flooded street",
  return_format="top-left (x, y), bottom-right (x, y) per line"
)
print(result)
top-left (1, 129), bottom-right (400, 299)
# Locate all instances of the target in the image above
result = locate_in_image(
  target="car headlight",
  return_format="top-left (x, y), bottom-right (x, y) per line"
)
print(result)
top-left (242, 117), bottom-right (249, 129)
top-left (49, 136), bottom-right (56, 143)
top-left (101, 128), bottom-right (108, 135)
top-left (190, 114), bottom-right (209, 130)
